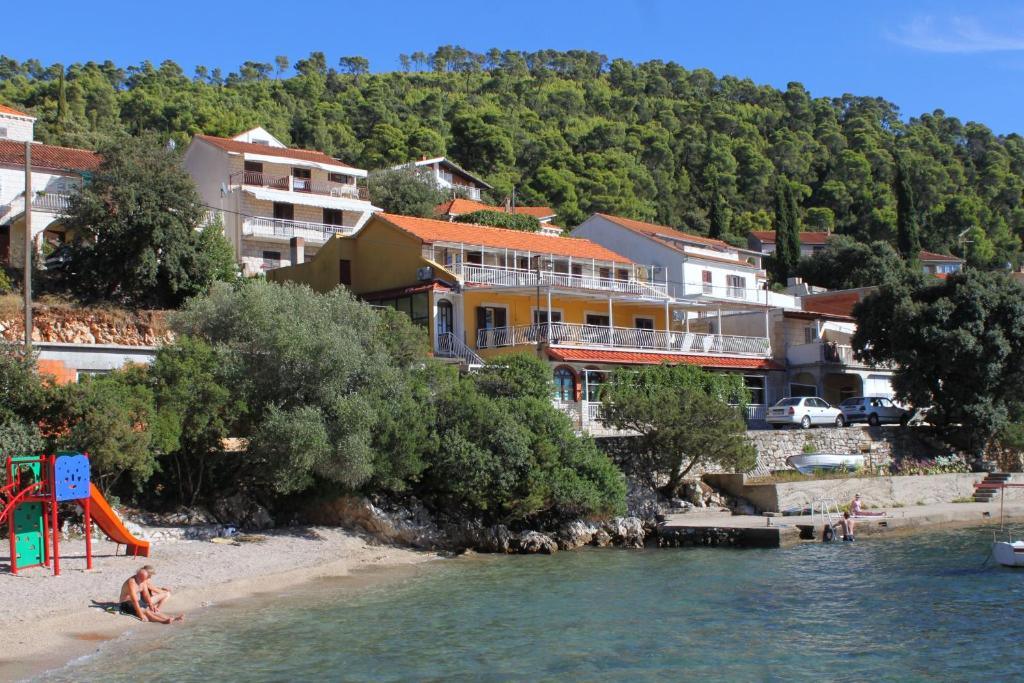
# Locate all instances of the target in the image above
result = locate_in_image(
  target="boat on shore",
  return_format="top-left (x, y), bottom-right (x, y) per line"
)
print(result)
top-left (786, 453), bottom-right (865, 475)
top-left (992, 540), bottom-right (1024, 567)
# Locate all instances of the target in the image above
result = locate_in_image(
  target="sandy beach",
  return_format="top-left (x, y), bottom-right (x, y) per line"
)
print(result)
top-left (0, 527), bottom-right (434, 682)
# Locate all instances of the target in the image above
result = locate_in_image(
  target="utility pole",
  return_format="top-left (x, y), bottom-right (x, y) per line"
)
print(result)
top-left (23, 140), bottom-right (32, 351)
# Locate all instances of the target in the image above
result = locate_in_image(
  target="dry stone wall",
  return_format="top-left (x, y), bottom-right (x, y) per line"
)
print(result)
top-left (0, 306), bottom-right (172, 346)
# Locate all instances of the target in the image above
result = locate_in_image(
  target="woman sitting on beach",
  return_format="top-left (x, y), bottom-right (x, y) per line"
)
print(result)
top-left (119, 565), bottom-right (184, 624)
top-left (850, 494), bottom-right (885, 517)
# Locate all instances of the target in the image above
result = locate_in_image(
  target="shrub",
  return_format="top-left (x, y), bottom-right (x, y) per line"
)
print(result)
top-left (454, 210), bottom-right (540, 232)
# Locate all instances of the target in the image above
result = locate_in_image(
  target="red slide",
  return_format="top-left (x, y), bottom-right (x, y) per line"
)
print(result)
top-left (79, 483), bottom-right (151, 557)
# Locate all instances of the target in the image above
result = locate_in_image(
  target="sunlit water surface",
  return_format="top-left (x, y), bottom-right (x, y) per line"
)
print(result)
top-left (33, 526), bottom-right (1024, 682)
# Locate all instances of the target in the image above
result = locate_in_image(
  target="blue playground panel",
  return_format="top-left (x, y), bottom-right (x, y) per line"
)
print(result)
top-left (53, 453), bottom-right (90, 502)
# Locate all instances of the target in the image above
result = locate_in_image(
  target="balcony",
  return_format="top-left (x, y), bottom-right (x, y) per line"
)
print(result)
top-left (787, 342), bottom-right (891, 369)
top-left (230, 171), bottom-right (369, 200)
top-left (451, 263), bottom-right (669, 298)
top-left (32, 192), bottom-right (73, 213)
top-left (242, 216), bottom-right (355, 243)
top-left (478, 323), bottom-right (771, 357)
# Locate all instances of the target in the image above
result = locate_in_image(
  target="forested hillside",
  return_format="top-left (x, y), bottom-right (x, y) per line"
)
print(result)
top-left (2, 47), bottom-right (1022, 266)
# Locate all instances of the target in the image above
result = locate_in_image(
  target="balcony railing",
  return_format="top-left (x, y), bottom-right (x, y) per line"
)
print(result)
top-left (230, 171), bottom-right (369, 200)
top-left (32, 193), bottom-right (73, 212)
top-left (787, 342), bottom-right (892, 369)
top-left (436, 332), bottom-right (484, 366)
top-left (243, 216), bottom-right (354, 242)
top-left (451, 263), bottom-right (668, 298)
top-left (477, 323), bottom-right (771, 357)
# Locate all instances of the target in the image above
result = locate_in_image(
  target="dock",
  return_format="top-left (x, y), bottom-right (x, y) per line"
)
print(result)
top-left (656, 502), bottom-right (1024, 549)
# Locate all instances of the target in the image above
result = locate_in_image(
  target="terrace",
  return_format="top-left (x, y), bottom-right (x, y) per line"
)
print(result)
top-left (449, 261), bottom-right (670, 298)
top-left (242, 216), bottom-right (355, 243)
top-left (229, 170), bottom-right (369, 201)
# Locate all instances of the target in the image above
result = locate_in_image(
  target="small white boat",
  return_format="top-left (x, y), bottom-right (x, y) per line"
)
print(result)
top-left (786, 453), bottom-right (865, 475)
top-left (992, 541), bottom-right (1024, 567)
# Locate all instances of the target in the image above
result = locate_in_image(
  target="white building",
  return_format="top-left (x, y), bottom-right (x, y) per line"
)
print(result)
top-left (747, 230), bottom-right (830, 258)
top-left (184, 127), bottom-right (379, 276)
top-left (396, 156), bottom-right (493, 201)
top-left (0, 104), bottom-right (101, 267)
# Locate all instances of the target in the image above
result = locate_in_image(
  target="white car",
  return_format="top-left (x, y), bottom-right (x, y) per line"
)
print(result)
top-left (838, 396), bottom-right (910, 426)
top-left (767, 397), bottom-right (845, 429)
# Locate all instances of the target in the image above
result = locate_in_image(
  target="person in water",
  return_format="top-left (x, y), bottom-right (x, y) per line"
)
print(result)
top-left (119, 565), bottom-right (184, 623)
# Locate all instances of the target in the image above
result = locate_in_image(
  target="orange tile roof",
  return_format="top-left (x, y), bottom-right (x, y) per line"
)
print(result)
top-left (378, 213), bottom-right (634, 263)
top-left (0, 103), bottom-right (33, 118)
top-left (594, 213), bottom-right (733, 250)
top-left (435, 198), bottom-right (556, 219)
top-left (919, 249), bottom-right (963, 263)
top-left (548, 348), bottom-right (783, 370)
top-left (749, 230), bottom-right (831, 245)
top-left (0, 140), bottom-right (101, 172)
top-left (195, 134), bottom-right (360, 170)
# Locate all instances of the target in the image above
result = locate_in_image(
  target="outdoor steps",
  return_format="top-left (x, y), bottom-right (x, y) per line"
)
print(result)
top-left (974, 473), bottom-right (1013, 502)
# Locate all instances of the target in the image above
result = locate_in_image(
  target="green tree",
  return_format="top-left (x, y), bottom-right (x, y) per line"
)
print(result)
top-left (61, 134), bottom-right (227, 308)
top-left (796, 235), bottom-right (910, 290)
top-left (454, 210), bottom-right (540, 232)
top-left (773, 179), bottom-right (802, 284)
top-left (600, 364), bottom-right (755, 494)
top-left (0, 344), bottom-right (47, 463)
top-left (853, 270), bottom-right (1024, 449)
top-left (895, 154), bottom-right (921, 266)
top-left (368, 167), bottom-right (448, 217)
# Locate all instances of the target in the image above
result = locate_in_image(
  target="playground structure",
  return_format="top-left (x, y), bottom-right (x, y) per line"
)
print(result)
top-left (0, 452), bottom-right (150, 576)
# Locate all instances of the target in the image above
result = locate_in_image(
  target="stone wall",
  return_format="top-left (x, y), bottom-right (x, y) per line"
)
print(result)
top-left (0, 306), bottom-right (171, 346)
top-left (745, 426), bottom-right (954, 476)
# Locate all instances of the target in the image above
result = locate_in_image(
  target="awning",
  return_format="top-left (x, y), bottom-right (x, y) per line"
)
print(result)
top-left (242, 152), bottom-right (368, 178)
top-left (241, 186), bottom-right (379, 213)
top-left (547, 348), bottom-right (784, 371)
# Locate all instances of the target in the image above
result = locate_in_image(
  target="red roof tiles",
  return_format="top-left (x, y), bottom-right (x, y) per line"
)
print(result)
top-left (547, 348), bottom-right (783, 370)
top-left (194, 134), bottom-right (360, 170)
top-left (919, 250), bottom-right (963, 263)
top-left (0, 140), bottom-right (101, 172)
top-left (0, 104), bottom-right (33, 118)
top-left (435, 198), bottom-right (556, 219)
top-left (379, 213), bottom-right (633, 263)
top-left (749, 230), bottom-right (831, 245)
top-left (594, 213), bottom-right (733, 250)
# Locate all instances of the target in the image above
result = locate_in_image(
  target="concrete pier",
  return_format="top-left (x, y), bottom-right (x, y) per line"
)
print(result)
top-left (657, 502), bottom-right (1024, 549)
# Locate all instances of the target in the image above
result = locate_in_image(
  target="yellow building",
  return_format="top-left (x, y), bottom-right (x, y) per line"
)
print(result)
top-left (269, 213), bottom-right (780, 431)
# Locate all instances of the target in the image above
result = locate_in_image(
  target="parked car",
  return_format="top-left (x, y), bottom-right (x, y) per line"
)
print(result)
top-left (838, 396), bottom-right (910, 426)
top-left (767, 397), bottom-right (845, 429)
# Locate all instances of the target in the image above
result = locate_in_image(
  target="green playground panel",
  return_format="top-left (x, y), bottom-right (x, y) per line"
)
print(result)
top-left (14, 502), bottom-right (45, 567)
top-left (10, 454), bottom-right (42, 485)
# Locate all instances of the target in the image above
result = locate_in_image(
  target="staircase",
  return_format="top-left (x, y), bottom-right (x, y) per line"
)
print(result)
top-left (435, 333), bottom-right (484, 368)
top-left (974, 473), bottom-right (1013, 502)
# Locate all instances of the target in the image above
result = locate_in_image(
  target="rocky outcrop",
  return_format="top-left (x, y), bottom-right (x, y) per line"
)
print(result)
top-left (211, 493), bottom-right (274, 531)
top-left (0, 306), bottom-right (172, 346)
top-left (305, 495), bottom-right (444, 549)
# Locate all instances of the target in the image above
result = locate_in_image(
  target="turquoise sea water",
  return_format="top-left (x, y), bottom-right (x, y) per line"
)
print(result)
top-left (33, 526), bottom-right (1024, 682)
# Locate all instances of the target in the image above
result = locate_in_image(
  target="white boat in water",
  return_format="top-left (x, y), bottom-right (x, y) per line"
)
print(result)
top-left (993, 541), bottom-right (1024, 567)
top-left (786, 453), bottom-right (865, 475)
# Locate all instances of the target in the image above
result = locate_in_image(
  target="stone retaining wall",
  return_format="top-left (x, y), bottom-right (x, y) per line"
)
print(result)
top-left (745, 426), bottom-right (953, 476)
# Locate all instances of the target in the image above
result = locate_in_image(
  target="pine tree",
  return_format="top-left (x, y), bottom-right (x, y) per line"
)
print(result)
top-left (895, 155), bottom-right (921, 265)
top-left (708, 186), bottom-right (728, 240)
top-left (773, 179), bottom-right (801, 284)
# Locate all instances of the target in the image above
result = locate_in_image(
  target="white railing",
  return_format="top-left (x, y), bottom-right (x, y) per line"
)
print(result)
top-left (477, 323), bottom-right (771, 357)
top-left (32, 193), bottom-right (72, 212)
top-left (745, 404), bottom-right (767, 423)
top-left (243, 216), bottom-right (354, 242)
top-left (451, 263), bottom-right (668, 298)
top-left (787, 342), bottom-right (892, 369)
top-left (230, 171), bottom-right (368, 200)
top-left (436, 332), bottom-right (484, 366)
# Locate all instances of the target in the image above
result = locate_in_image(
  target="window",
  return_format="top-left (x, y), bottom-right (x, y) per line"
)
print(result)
top-left (804, 326), bottom-right (819, 344)
top-left (702, 270), bottom-right (713, 294)
top-left (598, 267), bottom-right (612, 280)
top-left (586, 314), bottom-right (610, 326)
top-left (328, 172), bottom-right (355, 185)
top-left (262, 250), bottom-right (281, 270)
top-left (516, 256), bottom-right (530, 270)
top-left (0, 127), bottom-right (8, 139)
top-left (437, 300), bottom-right (454, 336)
top-left (789, 383), bottom-right (817, 398)
top-left (475, 306), bottom-right (508, 347)
top-left (323, 208), bottom-right (346, 226)
top-left (727, 275), bottom-right (746, 299)
top-left (553, 260), bottom-right (569, 274)
top-left (377, 292), bottom-right (429, 326)
top-left (251, 138), bottom-right (271, 146)
top-left (533, 310), bottom-right (562, 324)
top-left (292, 167), bottom-right (312, 192)
top-left (466, 251), bottom-right (483, 265)
top-left (273, 202), bottom-right (294, 221)
top-left (553, 367), bottom-right (576, 402)
top-left (339, 260), bottom-right (352, 286)
top-left (571, 263), bottom-right (583, 276)
top-left (744, 375), bottom-right (765, 405)
top-left (634, 317), bottom-right (655, 330)
top-left (616, 268), bottom-right (630, 281)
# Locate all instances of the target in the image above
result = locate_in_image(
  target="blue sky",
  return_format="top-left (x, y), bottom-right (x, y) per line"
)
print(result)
top-left (5, 1), bottom-right (1023, 133)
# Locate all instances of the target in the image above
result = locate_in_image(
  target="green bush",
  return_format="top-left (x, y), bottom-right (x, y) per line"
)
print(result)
top-left (454, 210), bottom-right (541, 232)
top-left (0, 269), bottom-right (13, 294)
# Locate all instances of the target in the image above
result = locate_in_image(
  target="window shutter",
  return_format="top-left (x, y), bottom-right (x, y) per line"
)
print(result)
top-left (495, 308), bottom-right (507, 328)
top-left (339, 260), bottom-right (352, 285)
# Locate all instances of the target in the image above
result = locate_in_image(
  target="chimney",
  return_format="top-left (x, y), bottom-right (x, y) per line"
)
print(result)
top-left (290, 236), bottom-right (305, 266)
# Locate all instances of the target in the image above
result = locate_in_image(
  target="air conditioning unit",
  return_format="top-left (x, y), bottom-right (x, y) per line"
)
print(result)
top-left (416, 266), bottom-right (433, 282)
